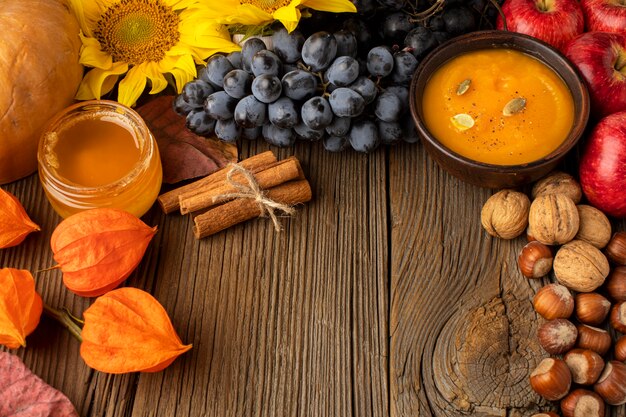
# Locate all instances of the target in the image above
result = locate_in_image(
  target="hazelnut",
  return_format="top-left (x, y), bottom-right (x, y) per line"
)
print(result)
top-left (606, 231), bottom-right (626, 265)
top-left (481, 190), bottom-right (530, 239)
top-left (564, 348), bottom-right (604, 385)
top-left (528, 194), bottom-right (579, 245)
top-left (553, 240), bottom-right (609, 293)
top-left (605, 266), bottom-right (626, 302)
top-left (531, 413), bottom-right (560, 417)
top-left (576, 325), bottom-right (612, 356)
top-left (519, 241), bottom-right (554, 279)
top-left (560, 389), bottom-right (605, 417)
top-left (615, 335), bottom-right (626, 362)
top-left (610, 301), bottom-right (626, 333)
top-left (530, 357), bottom-right (572, 401)
top-left (574, 293), bottom-right (611, 325)
top-left (538, 319), bottom-right (577, 354)
top-left (533, 284), bottom-right (574, 320)
top-left (532, 171), bottom-right (582, 203)
top-left (574, 205), bottom-right (612, 249)
top-left (594, 361), bottom-right (626, 405)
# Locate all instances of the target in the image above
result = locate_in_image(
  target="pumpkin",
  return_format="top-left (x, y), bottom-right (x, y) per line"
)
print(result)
top-left (0, 0), bottom-right (82, 184)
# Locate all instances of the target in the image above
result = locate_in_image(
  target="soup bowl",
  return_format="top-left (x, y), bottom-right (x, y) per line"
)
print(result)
top-left (409, 30), bottom-right (589, 188)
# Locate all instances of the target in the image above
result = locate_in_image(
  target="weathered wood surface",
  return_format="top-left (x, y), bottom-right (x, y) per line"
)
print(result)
top-left (1, 140), bottom-right (624, 417)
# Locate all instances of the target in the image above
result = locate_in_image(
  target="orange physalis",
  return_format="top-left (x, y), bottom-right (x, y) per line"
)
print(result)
top-left (80, 287), bottom-right (192, 373)
top-left (0, 269), bottom-right (43, 349)
top-left (50, 208), bottom-right (157, 297)
top-left (0, 188), bottom-right (40, 248)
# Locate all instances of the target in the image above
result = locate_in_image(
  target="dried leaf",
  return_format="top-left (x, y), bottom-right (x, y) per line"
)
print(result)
top-left (503, 97), bottom-right (527, 116)
top-left (0, 269), bottom-right (42, 349)
top-left (136, 96), bottom-right (237, 184)
top-left (0, 351), bottom-right (78, 417)
top-left (0, 188), bottom-right (40, 248)
top-left (80, 287), bottom-right (192, 373)
top-left (50, 208), bottom-right (157, 297)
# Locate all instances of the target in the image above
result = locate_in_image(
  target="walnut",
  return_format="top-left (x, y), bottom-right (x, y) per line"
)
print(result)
top-left (481, 189), bottom-right (530, 239)
top-left (554, 240), bottom-right (610, 292)
top-left (528, 194), bottom-right (579, 245)
top-left (532, 171), bottom-right (582, 203)
top-left (575, 205), bottom-right (612, 249)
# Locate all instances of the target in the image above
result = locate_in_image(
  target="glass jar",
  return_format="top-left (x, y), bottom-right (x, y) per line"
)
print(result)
top-left (38, 100), bottom-right (162, 218)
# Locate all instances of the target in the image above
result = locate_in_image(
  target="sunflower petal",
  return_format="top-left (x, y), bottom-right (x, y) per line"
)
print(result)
top-left (117, 66), bottom-right (148, 107)
top-left (78, 33), bottom-right (113, 69)
top-left (76, 62), bottom-right (128, 101)
top-left (273, 3), bottom-right (302, 33)
top-left (301, 0), bottom-right (357, 12)
top-left (144, 62), bottom-right (169, 94)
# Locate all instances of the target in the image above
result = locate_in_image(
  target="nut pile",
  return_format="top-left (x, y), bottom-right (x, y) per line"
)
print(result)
top-left (480, 171), bottom-right (626, 417)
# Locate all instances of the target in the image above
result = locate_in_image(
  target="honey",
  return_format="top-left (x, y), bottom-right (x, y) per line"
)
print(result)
top-left (38, 101), bottom-right (162, 218)
top-left (422, 49), bottom-right (575, 165)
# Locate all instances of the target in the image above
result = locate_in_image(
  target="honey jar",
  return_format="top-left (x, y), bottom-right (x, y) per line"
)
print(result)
top-left (38, 100), bottom-right (162, 218)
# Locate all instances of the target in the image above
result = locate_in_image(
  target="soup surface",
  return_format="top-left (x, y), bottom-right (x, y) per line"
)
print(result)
top-left (422, 49), bottom-right (575, 165)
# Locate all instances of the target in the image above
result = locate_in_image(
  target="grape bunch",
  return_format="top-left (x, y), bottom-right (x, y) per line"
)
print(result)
top-left (174, 28), bottom-right (420, 153)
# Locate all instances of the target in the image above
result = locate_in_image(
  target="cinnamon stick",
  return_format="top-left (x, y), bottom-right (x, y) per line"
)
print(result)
top-left (179, 156), bottom-right (303, 215)
top-left (193, 179), bottom-right (312, 239)
top-left (157, 150), bottom-right (277, 214)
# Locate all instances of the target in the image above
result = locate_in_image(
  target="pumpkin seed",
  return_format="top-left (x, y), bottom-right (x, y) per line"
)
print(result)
top-left (456, 79), bottom-right (471, 95)
top-left (450, 113), bottom-right (475, 131)
top-left (503, 97), bottom-right (526, 116)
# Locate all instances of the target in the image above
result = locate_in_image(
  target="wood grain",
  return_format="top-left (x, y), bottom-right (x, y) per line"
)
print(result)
top-left (1, 141), bottom-right (625, 417)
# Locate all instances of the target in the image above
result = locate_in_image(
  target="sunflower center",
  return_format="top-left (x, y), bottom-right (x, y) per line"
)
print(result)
top-left (95, 0), bottom-right (180, 65)
top-left (240, 0), bottom-right (292, 13)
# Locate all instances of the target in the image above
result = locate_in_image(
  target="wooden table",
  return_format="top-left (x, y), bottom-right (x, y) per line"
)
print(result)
top-left (2, 140), bottom-right (624, 417)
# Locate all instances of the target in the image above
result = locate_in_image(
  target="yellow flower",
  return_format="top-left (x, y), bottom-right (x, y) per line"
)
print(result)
top-left (69, 0), bottom-right (240, 107)
top-left (203, 0), bottom-right (357, 33)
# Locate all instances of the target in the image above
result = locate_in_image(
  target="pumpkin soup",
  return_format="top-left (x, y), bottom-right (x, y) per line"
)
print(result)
top-left (422, 49), bottom-right (575, 165)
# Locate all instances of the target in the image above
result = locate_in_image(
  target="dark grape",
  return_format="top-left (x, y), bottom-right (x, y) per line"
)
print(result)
top-left (234, 95), bottom-right (267, 128)
top-left (205, 54), bottom-right (234, 88)
top-left (301, 96), bottom-right (333, 130)
top-left (272, 29), bottom-right (305, 64)
top-left (325, 117), bottom-right (351, 137)
top-left (182, 80), bottom-right (213, 107)
top-left (385, 86), bottom-right (409, 115)
top-left (391, 51), bottom-right (419, 85)
top-left (215, 118), bottom-right (241, 142)
top-left (173, 94), bottom-right (197, 116)
top-left (251, 74), bottom-right (282, 103)
top-left (223, 69), bottom-right (252, 99)
top-left (349, 120), bottom-right (380, 153)
top-left (241, 126), bottom-right (261, 141)
top-left (241, 38), bottom-right (267, 72)
top-left (428, 15), bottom-right (445, 32)
top-left (294, 122), bottom-right (325, 141)
top-left (186, 110), bottom-right (216, 136)
top-left (342, 18), bottom-right (372, 54)
top-left (376, 0), bottom-right (404, 10)
top-left (333, 30), bottom-right (357, 58)
top-left (329, 87), bottom-right (365, 117)
top-left (381, 12), bottom-right (414, 44)
top-left (227, 51), bottom-right (243, 69)
top-left (326, 56), bottom-right (360, 87)
top-left (433, 31), bottom-right (452, 45)
top-left (268, 97), bottom-right (299, 128)
top-left (323, 135), bottom-right (349, 152)
top-left (350, 0), bottom-right (376, 14)
top-left (302, 31), bottom-right (337, 71)
top-left (251, 49), bottom-right (282, 77)
top-left (204, 91), bottom-right (238, 120)
top-left (377, 120), bottom-right (403, 144)
top-left (262, 124), bottom-right (296, 147)
top-left (404, 27), bottom-right (438, 58)
top-left (443, 6), bottom-right (477, 35)
top-left (367, 46), bottom-right (394, 77)
top-left (374, 91), bottom-right (402, 122)
top-left (349, 76), bottom-right (377, 104)
top-left (282, 70), bottom-right (318, 101)
top-left (401, 115), bottom-right (420, 143)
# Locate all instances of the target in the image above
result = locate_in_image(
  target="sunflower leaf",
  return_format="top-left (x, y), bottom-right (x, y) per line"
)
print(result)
top-left (136, 96), bottom-right (237, 184)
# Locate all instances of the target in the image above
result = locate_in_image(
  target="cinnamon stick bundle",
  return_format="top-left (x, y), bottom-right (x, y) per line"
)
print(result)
top-left (179, 156), bottom-right (303, 215)
top-left (157, 151), bottom-right (277, 214)
top-left (193, 179), bottom-right (312, 239)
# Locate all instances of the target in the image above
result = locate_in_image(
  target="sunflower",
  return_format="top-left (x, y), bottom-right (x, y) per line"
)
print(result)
top-left (69, 0), bottom-right (240, 107)
top-left (203, 0), bottom-right (357, 34)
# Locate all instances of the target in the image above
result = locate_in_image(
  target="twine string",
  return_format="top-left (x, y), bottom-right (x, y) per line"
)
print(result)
top-left (212, 163), bottom-right (296, 231)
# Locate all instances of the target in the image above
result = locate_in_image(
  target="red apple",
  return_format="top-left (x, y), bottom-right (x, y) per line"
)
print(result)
top-left (581, 0), bottom-right (626, 33)
top-left (496, 0), bottom-right (584, 51)
top-left (580, 111), bottom-right (626, 218)
top-left (564, 32), bottom-right (626, 119)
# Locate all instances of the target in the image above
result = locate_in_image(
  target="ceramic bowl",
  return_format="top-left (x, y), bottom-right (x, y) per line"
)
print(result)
top-left (409, 30), bottom-right (590, 189)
